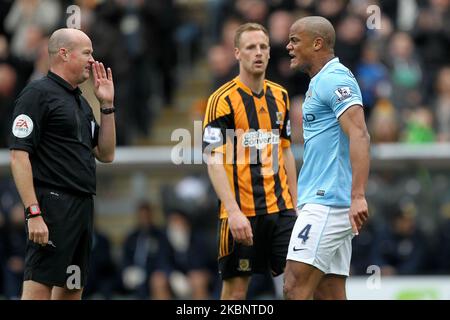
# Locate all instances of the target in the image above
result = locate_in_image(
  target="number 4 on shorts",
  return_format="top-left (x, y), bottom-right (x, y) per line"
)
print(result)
top-left (297, 224), bottom-right (312, 244)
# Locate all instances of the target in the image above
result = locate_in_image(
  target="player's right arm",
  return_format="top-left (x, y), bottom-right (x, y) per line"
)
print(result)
top-left (206, 153), bottom-right (253, 246)
top-left (10, 150), bottom-right (48, 245)
top-left (203, 89), bottom-right (253, 246)
top-left (9, 86), bottom-right (48, 245)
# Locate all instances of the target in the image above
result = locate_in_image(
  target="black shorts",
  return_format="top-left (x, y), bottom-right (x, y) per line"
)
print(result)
top-left (24, 186), bottom-right (94, 288)
top-left (218, 209), bottom-right (296, 280)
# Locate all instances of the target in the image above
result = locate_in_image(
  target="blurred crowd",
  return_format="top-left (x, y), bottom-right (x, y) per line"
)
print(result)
top-left (1, 0), bottom-right (450, 299)
top-left (0, 0), bottom-right (179, 145)
top-left (202, 0), bottom-right (450, 144)
top-left (2, 169), bottom-right (450, 300)
top-left (1, 0), bottom-right (450, 145)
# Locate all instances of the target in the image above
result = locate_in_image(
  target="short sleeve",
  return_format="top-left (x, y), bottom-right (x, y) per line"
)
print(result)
top-left (9, 87), bottom-right (46, 154)
top-left (202, 94), bottom-right (234, 154)
top-left (280, 91), bottom-right (291, 148)
top-left (318, 70), bottom-right (363, 119)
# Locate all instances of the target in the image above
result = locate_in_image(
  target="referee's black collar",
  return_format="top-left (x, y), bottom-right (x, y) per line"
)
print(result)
top-left (47, 71), bottom-right (82, 95)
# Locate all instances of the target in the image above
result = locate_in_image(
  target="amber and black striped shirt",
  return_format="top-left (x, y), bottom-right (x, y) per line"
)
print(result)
top-left (203, 77), bottom-right (294, 219)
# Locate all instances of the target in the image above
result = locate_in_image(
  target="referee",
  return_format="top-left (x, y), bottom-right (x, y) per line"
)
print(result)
top-left (9, 28), bottom-right (116, 300)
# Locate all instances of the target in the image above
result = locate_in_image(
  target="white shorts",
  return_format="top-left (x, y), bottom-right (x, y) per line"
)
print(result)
top-left (286, 203), bottom-right (354, 276)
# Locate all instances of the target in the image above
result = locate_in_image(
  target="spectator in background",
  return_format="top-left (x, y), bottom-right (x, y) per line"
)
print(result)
top-left (162, 175), bottom-right (220, 297)
top-left (121, 201), bottom-right (168, 299)
top-left (372, 202), bottom-right (428, 276)
top-left (0, 63), bottom-right (17, 148)
top-left (207, 44), bottom-right (238, 91)
top-left (434, 66), bottom-right (450, 141)
top-left (266, 10), bottom-right (310, 97)
top-left (160, 210), bottom-right (212, 300)
top-left (28, 38), bottom-right (49, 82)
top-left (0, 179), bottom-right (22, 298)
top-left (351, 216), bottom-right (380, 276)
top-left (436, 200), bottom-right (450, 273)
top-left (412, 0), bottom-right (450, 102)
top-left (4, 0), bottom-right (60, 62)
top-left (221, 16), bottom-right (244, 53)
top-left (335, 15), bottom-right (365, 72)
top-left (206, 16), bottom-right (242, 92)
top-left (0, 32), bottom-right (34, 97)
top-left (365, 13), bottom-right (395, 57)
top-left (315, 0), bottom-right (346, 26)
top-left (2, 203), bottom-right (26, 299)
top-left (368, 98), bottom-right (400, 143)
top-left (402, 107), bottom-right (436, 143)
top-left (83, 226), bottom-right (117, 300)
top-left (387, 32), bottom-right (423, 112)
top-left (355, 42), bottom-right (391, 120)
top-left (234, 0), bottom-right (269, 25)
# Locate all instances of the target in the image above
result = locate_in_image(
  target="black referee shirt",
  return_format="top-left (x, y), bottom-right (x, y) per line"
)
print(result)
top-left (9, 71), bottom-right (100, 195)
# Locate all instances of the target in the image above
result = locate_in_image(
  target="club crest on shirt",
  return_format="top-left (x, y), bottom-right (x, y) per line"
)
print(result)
top-left (334, 87), bottom-right (352, 102)
top-left (276, 111), bottom-right (284, 124)
top-left (237, 259), bottom-right (251, 272)
top-left (12, 114), bottom-right (33, 138)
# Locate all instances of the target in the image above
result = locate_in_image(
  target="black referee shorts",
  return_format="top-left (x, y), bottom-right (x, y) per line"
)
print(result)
top-left (218, 209), bottom-right (296, 280)
top-left (24, 185), bottom-right (94, 288)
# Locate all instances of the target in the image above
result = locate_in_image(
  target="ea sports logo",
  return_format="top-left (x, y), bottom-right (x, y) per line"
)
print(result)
top-left (12, 114), bottom-right (34, 138)
top-left (16, 119), bottom-right (29, 129)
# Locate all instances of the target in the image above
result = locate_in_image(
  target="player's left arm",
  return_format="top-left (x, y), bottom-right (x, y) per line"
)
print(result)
top-left (339, 105), bottom-right (370, 234)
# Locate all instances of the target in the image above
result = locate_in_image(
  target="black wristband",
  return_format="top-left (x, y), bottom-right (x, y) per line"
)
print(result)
top-left (100, 106), bottom-right (115, 114)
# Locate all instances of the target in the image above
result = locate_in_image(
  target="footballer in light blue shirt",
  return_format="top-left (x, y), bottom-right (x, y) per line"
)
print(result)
top-left (298, 57), bottom-right (363, 207)
top-left (284, 16), bottom-right (370, 300)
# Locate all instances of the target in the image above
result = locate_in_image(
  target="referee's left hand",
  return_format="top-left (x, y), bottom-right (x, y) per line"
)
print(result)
top-left (92, 61), bottom-right (114, 107)
top-left (27, 216), bottom-right (49, 245)
top-left (349, 197), bottom-right (369, 235)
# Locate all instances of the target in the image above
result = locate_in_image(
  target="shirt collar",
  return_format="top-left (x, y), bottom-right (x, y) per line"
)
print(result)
top-left (47, 71), bottom-right (82, 95)
top-left (311, 57), bottom-right (339, 81)
top-left (234, 76), bottom-right (266, 98)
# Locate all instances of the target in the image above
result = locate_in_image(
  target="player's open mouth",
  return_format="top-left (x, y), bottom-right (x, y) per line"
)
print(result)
top-left (289, 53), bottom-right (297, 64)
top-left (254, 60), bottom-right (263, 66)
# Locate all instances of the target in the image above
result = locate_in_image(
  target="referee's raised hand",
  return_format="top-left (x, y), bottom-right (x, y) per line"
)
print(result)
top-left (28, 216), bottom-right (49, 246)
top-left (92, 61), bottom-right (114, 107)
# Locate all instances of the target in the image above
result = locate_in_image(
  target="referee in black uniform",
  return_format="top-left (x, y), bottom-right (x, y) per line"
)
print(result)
top-left (9, 28), bottom-right (116, 300)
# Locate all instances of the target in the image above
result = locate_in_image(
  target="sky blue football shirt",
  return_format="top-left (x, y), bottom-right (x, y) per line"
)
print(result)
top-left (297, 57), bottom-right (363, 207)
